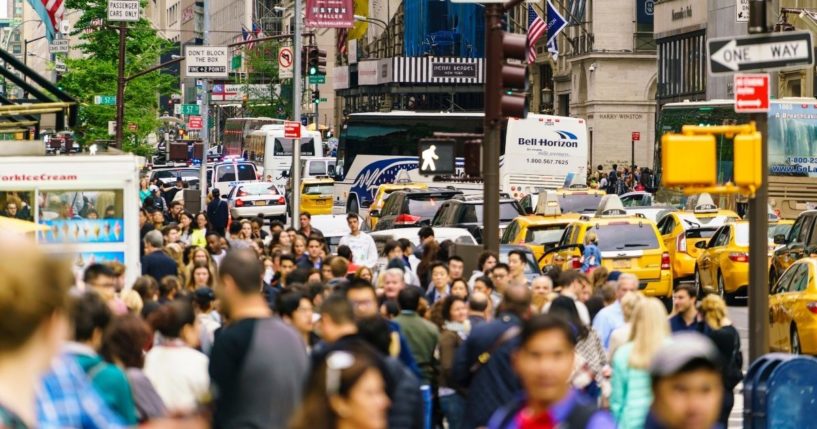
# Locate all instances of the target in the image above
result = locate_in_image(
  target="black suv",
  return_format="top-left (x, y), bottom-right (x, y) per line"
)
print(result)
top-left (373, 188), bottom-right (463, 231)
top-left (770, 210), bottom-right (817, 285)
top-left (431, 195), bottom-right (525, 244)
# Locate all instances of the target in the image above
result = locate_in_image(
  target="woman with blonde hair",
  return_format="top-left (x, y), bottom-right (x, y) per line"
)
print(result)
top-left (164, 243), bottom-right (188, 286)
top-left (354, 266), bottom-right (374, 283)
top-left (700, 294), bottom-right (742, 427)
top-left (607, 292), bottom-right (644, 360)
top-left (610, 297), bottom-right (670, 429)
top-left (186, 261), bottom-right (215, 291)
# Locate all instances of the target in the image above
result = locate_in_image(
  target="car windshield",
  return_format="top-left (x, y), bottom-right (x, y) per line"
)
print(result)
top-left (466, 202), bottom-right (520, 223)
top-left (408, 196), bottom-right (448, 218)
top-left (735, 224), bottom-right (750, 246)
top-left (621, 194), bottom-right (652, 207)
top-left (594, 224), bottom-right (660, 251)
top-left (239, 183), bottom-right (279, 195)
top-left (303, 183), bottom-right (333, 195)
top-left (526, 225), bottom-right (568, 245)
top-left (559, 194), bottom-right (602, 213)
top-left (684, 228), bottom-right (719, 239)
top-left (217, 164), bottom-right (256, 182)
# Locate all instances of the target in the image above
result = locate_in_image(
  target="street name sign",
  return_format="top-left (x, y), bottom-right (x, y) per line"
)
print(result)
top-left (308, 75), bottom-right (326, 84)
top-left (107, 0), bottom-right (140, 22)
top-left (50, 39), bottom-right (69, 54)
top-left (174, 104), bottom-right (200, 115)
top-left (94, 95), bottom-right (116, 105)
top-left (708, 31), bottom-right (814, 75)
top-left (184, 46), bottom-right (229, 78)
top-left (284, 121), bottom-right (301, 139)
top-left (278, 47), bottom-right (293, 79)
top-left (734, 73), bottom-right (770, 113)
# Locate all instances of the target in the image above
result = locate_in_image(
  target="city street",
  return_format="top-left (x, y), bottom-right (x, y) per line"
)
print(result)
top-left (728, 305), bottom-right (749, 429)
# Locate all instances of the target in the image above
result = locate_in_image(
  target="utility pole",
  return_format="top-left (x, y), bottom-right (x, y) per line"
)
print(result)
top-left (114, 21), bottom-right (127, 147)
top-left (747, 0), bottom-right (769, 361)
top-left (483, 3), bottom-right (502, 253)
top-left (291, 0), bottom-right (302, 228)
top-left (199, 0), bottom-right (211, 211)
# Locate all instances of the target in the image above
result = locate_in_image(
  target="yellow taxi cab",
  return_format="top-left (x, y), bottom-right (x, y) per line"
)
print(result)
top-left (366, 182), bottom-right (428, 229)
top-left (300, 177), bottom-right (335, 215)
top-left (554, 185), bottom-right (606, 215)
top-left (546, 194), bottom-right (673, 299)
top-left (657, 193), bottom-right (740, 284)
top-left (500, 191), bottom-right (583, 268)
top-left (769, 257), bottom-right (817, 354)
top-left (694, 221), bottom-right (750, 301)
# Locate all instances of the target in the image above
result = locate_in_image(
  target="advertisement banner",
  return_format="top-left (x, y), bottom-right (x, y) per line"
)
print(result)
top-left (358, 59), bottom-right (392, 85)
top-left (305, 0), bottom-right (354, 28)
top-left (333, 66), bottom-right (350, 89)
top-left (769, 103), bottom-right (817, 177)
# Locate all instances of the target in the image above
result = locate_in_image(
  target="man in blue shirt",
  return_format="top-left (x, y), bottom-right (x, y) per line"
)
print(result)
top-left (668, 284), bottom-right (703, 333)
top-left (593, 272), bottom-right (639, 349)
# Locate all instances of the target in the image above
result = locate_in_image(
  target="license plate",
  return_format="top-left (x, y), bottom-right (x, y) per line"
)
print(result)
top-left (613, 259), bottom-right (631, 269)
top-left (255, 201), bottom-right (267, 206)
top-left (315, 200), bottom-right (326, 205)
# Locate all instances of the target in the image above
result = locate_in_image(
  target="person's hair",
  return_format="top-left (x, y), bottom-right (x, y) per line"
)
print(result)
top-left (289, 347), bottom-right (383, 429)
top-left (355, 316), bottom-right (391, 355)
top-left (169, 200), bottom-right (183, 209)
top-left (307, 235), bottom-right (323, 247)
top-left (121, 290), bottom-right (144, 315)
top-left (308, 282), bottom-right (326, 302)
top-left (621, 291), bottom-right (644, 322)
top-left (474, 275), bottom-right (495, 291)
top-left (144, 229), bottom-right (163, 248)
top-left (320, 293), bottom-right (355, 325)
top-left (469, 293), bottom-right (489, 312)
top-left (397, 286), bottom-right (422, 312)
top-left (105, 261), bottom-right (126, 278)
top-left (186, 261), bottom-right (214, 290)
top-left (72, 291), bottom-right (112, 342)
top-left (83, 263), bottom-right (117, 285)
top-left (429, 261), bottom-right (449, 275)
top-left (507, 249), bottom-right (527, 265)
top-left (591, 266), bottom-right (610, 290)
top-left (438, 240), bottom-right (454, 261)
top-left (441, 295), bottom-right (466, 322)
top-left (132, 275), bottom-right (158, 301)
top-left (416, 241), bottom-right (440, 281)
top-left (628, 297), bottom-right (670, 369)
top-left (673, 283), bottom-right (697, 300)
top-left (447, 255), bottom-right (464, 265)
top-left (337, 245), bottom-right (353, 262)
top-left (478, 251), bottom-right (499, 272)
top-left (700, 294), bottom-right (728, 330)
top-left (0, 241), bottom-right (72, 351)
top-left (382, 300), bottom-right (400, 318)
top-left (345, 278), bottom-right (376, 298)
top-left (547, 296), bottom-right (589, 340)
top-left (499, 284), bottom-right (532, 318)
top-left (383, 240), bottom-right (400, 256)
top-left (288, 268), bottom-right (312, 285)
top-left (101, 314), bottom-right (152, 368)
top-left (346, 212), bottom-right (359, 221)
top-left (519, 313), bottom-right (577, 348)
top-left (219, 249), bottom-right (263, 294)
top-left (601, 284), bottom-right (617, 305)
top-left (159, 276), bottom-right (181, 298)
top-left (279, 253), bottom-right (296, 265)
top-left (277, 290), bottom-right (308, 319)
top-left (270, 220), bottom-right (285, 230)
top-left (397, 238), bottom-right (413, 253)
top-left (557, 270), bottom-right (586, 289)
top-left (330, 257), bottom-right (349, 278)
top-left (418, 226), bottom-right (435, 240)
top-left (585, 231), bottom-right (598, 245)
top-left (147, 300), bottom-right (196, 339)
top-left (162, 224), bottom-right (180, 236)
top-left (300, 211), bottom-right (312, 220)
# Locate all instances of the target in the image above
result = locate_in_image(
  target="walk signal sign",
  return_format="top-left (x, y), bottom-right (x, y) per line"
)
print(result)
top-left (418, 139), bottom-right (456, 176)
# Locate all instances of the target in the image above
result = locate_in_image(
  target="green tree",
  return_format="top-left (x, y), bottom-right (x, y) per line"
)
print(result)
top-left (58, 0), bottom-right (176, 155)
top-left (240, 40), bottom-right (292, 119)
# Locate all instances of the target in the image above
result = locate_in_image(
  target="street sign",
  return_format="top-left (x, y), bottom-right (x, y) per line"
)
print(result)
top-left (54, 61), bottom-right (66, 73)
top-left (632, 132), bottom-right (641, 141)
top-left (708, 31), bottom-right (814, 75)
top-left (278, 47), bottom-right (293, 79)
top-left (187, 115), bottom-right (203, 129)
top-left (108, 121), bottom-right (116, 136)
top-left (418, 139), bottom-right (456, 175)
top-left (284, 121), bottom-right (301, 138)
top-left (174, 104), bottom-right (200, 115)
top-left (308, 75), bottom-right (326, 84)
top-left (107, 0), bottom-right (140, 22)
top-left (734, 73), bottom-right (770, 113)
top-left (736, 0), bottom-right (749, 22)
top-left (318, 98), bottom-right (327, 103)
top-left (184, 46), bottom-right (229, 78)
top-left (94, 95), bottom-right (116, 105)
top-left (50, 38), bottom-right (69, 54)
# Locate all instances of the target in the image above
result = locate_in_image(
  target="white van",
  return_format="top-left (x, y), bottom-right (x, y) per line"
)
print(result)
top-left (245, 124), bottom-right (322, 187)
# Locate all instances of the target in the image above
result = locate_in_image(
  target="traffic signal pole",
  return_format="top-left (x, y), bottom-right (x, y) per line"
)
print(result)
top-left (747, 0), bottom-right (769, 361)
top-left (292, 0), bottom-right (302, 229)
top-left (114, 22), bottom-right (127, 148)
top-left (483, 3), bottom-right (503, 253)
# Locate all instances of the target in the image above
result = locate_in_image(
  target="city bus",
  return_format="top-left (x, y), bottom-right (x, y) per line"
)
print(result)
top-left (244, 124), bottom-right (323, 187)
top-left (222, 117), bottom-right (281, 157)
top-left (656, 99), bottom-right (817, 218)
top-left (333, 111), bottom-right (588, 213)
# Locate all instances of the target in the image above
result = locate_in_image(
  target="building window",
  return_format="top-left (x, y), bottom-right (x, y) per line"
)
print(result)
top-left (657, 30), bottom-right (705, 100)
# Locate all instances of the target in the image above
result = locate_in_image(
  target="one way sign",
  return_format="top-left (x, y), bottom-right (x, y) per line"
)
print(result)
top-left (708, 31), bottom-right (814, 75)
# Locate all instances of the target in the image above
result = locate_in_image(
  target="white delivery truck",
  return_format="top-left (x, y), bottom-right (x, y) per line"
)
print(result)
top-left (0, 154), bottom-right (142, 285)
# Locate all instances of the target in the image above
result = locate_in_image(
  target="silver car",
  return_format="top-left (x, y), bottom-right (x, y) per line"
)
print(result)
top-left (226, 181), bottom-right (287, 222)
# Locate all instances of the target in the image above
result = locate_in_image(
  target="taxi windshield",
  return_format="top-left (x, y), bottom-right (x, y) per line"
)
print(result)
top-left (303, 183), bottom-right (334, 195)
top-left (558, 194), bottom-right (602, 213)
top-left (526, 225), bottom-right (568, 245)
top-left (594, 224), bottom-right (659, 251)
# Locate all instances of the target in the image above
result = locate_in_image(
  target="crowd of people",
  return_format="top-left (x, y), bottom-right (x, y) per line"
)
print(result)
top-left (0, 184), bottom-right (744, 429)
top-left (589, 164), bottom-right (656, 195)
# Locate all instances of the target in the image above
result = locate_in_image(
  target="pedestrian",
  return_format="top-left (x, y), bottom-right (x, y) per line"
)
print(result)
top-left (297, 235), bottom-right (325, 269)
top-left (292, 234), bottom-right (307, 261)
top-left (161, 224), bottom-right (181, 245)
top-left (298, 211), bottom-right (324, 238)
top-left (447, 256), bottom-right (465, 282)
top-left (669, 284), bottom-right (702, 333)
top-left (186, 261), bottom-right (214, 292)
top-left (394, 287), bottom-right (440, 385)
top-left (437, 296), bottom-right (469, 429)
top-left (468, 291), bottom-right (491, 326)
top-left (551, 296), bottom-right (609, 399)
top-left (644, 333), bottom-right (724, 429)
top-left (610, 297), bottom-right (670, 428)
top-left (270, 229), bottom-right (293, 254)
top-left (178, 211), bottom-right (195, 245)
top-left (141, 230), bottom-right (178, 284)
top-left (472, 275), bottom-right (497, 315)
top-left (426, 262), bottom-right (451, 304)
top-left (210, 249), bottom-right (308, 429)
top-left (415, 226), bottom-right (437, 259)
top-left (488, 263), bottom-right (511, 308)
top-left (339, 213), bottom-right (378, 268)
top-left (607, 164), bottom-right (618, 194)
top-left (139, 208), bottom-right (155, 257)
top-left (189, 212), bottom-right (209, 248)
top-left (507, 250), bottom-right (529, 288)
top-left (167, 201), bottom-right (184, 224)
top-left (83, 263), bottom-right (127, 315)
top-left (250, 216), bottom-right (268, 241)
top-left (416, 241), bottom-right (441, 288)
top-left (101, 315), bottom-right (167, 423)
top-left (556, 270), bottom-right (592, 325)
top-left (278, 290), bottom-right (317, 353)
top-left (582, 232), bottom-right (602, 273)
top-left (530, 275), bottom-right (554, 314)
top-left (290, 347), bottom-right (391, 429)
top-left (206, 188), bottom-right (228, 237)
top-left (0, 239), bottom-right (71, 429)
top-left (699, 294), bottom-right (743, 427)
top-left (354, 265), bottom-right (374, 283)
top-left (139, 177), bottom-right (152, 204)
top-left (608, 292), bottom-right (644, 360)
top-left (585, 267), bottom-right (611, 320)
top-left (487, 314), bottom-right (616, 429)
top-left (206, 231), bottom-right (227, 267)
top-left (450, 278), bottom-right (469, 300)
top-left (453, 284), bottom-right (531, 428)
top-left (593, 272), bottom-right (639, 349)
top-left (133, 275), bottom-right (161, 318)
top-left (192, 287), bottom-right (221, 357)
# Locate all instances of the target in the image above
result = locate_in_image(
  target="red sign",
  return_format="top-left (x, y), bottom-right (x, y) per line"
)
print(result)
top-left (284, 121), bottom-right (301, 138)
top-left (188, 115), bottom-right (203, 130)
top-left (304, 0), bottom-right (354, 28)
top-left (631, 132), bottom-right (640, 141)
top-left (734, 73), bottom-right (770, 113)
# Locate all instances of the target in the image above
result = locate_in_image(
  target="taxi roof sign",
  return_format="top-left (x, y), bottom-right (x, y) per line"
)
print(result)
top-left (534, 190), bottom-right (562, 216)
top-left (692, 193), bottom-right (718, 213)
top-left (595, 194), bottom-right (628, 218)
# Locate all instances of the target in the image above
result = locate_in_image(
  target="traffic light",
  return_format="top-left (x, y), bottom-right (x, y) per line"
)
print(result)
top-left (499, 32), bottom-right (528, 118)
top-left (311, 90), bottom-right (320, 104)
top-left (307, 47), bottom-right (319, 76)
top-left (316, 49), bottom-right (327, 75)
top-left (661, 133), bottom-right (716, 187)
top-left (733, 131), bottom-right (762, 188)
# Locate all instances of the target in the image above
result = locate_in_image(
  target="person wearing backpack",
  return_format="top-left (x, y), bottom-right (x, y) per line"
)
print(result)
top-left (487, 314), bottom-right (615, 429)
top-left (699, 294), bottom-right (742, 428)
top-left (607, 165), bottom-right (618, 195)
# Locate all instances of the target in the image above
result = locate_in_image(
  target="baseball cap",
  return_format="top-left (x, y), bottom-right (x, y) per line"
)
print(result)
top-left (194, 287), bottom-right (216, 303)
top-left (607, 270), bottom-right (622, 282)
top-left (649, 333), bottom-right (722, 379)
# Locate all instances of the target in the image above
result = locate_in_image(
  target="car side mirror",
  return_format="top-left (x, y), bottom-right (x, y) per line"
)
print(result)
top-left (774, 234), bottom-right (787, 245)
top-left (695, 241), bottom-right (707, 249)
top-left (369, 209), bottom-right (380, 217)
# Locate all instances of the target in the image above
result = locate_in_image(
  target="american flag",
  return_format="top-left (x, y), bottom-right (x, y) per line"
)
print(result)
top-left (527, 5), bottom-right (546, 64)
top-left (241, 26), bottom-right (255, 49)
top-left (26, 0), bottom-right (64, 41)
top-left (337, 28), bottom-right (348, 55)
top-left (252, 22), bottom-right (264, 38)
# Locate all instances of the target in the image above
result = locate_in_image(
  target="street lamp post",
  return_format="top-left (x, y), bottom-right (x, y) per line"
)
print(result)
top-left (353, 15), bottom-right (390, 57)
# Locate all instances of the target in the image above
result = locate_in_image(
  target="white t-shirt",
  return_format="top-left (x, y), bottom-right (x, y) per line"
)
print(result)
top-left (339, 232), bottom-right (378, 267)
top-left (144, 345), bottom-right (210, 414)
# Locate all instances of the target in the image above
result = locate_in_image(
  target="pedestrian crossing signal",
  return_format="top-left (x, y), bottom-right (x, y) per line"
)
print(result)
top-left (418, 139), bottom-right (456, 176)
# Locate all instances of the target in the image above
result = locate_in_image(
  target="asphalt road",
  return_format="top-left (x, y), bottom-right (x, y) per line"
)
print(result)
top-left (728, 305), bottom-right (749, 429)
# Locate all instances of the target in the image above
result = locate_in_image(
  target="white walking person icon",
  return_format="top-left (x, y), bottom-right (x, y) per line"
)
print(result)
top-left (421, 145), bottom-right (439, 171)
